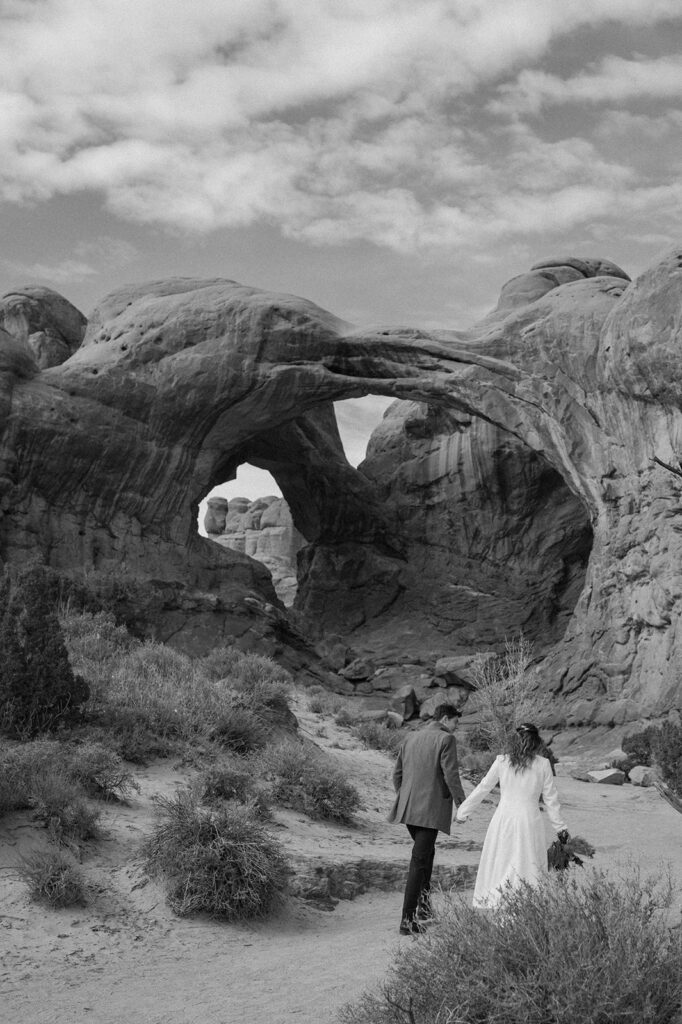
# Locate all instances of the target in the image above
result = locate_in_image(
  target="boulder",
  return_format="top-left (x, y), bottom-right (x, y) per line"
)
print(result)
top-left (587, 768), bottom-right (626, 785)
top-left (391, 685), bottom-right (419, 722)
top-left (419, 691), bottom-right (467, 720)
top-left (433, 655), bottom-right (485, 689)
top-left (629, 765), bottom-right (655, 787)
top-left (339, 658), bottom-right (374, 682)
top-left (315, 635), bottom-right (352, 672)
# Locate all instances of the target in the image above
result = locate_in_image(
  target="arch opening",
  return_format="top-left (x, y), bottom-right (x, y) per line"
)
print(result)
top-left (198, 396), bottom-right (394, 606)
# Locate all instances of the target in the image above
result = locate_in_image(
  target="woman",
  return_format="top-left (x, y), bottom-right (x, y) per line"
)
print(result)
top-left (456, 723), bottom-right (569, 909)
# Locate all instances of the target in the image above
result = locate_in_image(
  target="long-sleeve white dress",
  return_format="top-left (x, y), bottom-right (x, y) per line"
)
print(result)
top-left (456, 754), bottom-right (566, 909)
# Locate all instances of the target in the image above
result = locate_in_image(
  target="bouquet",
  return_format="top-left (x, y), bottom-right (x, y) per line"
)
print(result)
top-left (547, 833), bottom-right (595, 871)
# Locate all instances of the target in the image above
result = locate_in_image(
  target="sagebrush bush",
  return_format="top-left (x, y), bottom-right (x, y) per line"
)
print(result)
top-left (199, 758), bottom-right (271, 818)
top-left (307, 691), bottom-right (347, 715)
top-left (198, 645), bottom-right (244, 681)
top-left (209, 705), bottom-right (267, 754)
top-left (340, 869), bottom-right (682, 1024)
top-left (351, 720), bottom-right (401, 754)
top-left (260, 741), bottom-right (361, 823)
top-left (29, 772), bottom-right (101, 846)
top-left (0, 738), bottom-right (136, 808)
top-left (17, 848), bottom-right (87, 908)
top-left (623, 721), bottom-right (682, 795)
top-left (0, 565), bottom-right (89, 737)
top-left (224, 653), bottom-right (292, 714)
top-left (60, 608), bottom-right (137, 690)
top-left (334, 707), bottom-right (357, 728)
top-left (143, 789), bottom-right (288, 919)
top-left (63, 741), bottom-right (139, 801)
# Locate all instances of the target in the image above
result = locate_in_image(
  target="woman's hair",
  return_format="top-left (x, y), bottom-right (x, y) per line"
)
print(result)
top-left (507, 722), bottom-right (544, 770)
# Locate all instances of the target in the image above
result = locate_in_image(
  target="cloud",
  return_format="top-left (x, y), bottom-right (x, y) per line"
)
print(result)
top-left (494, 55), bottom-right (682, 115)
top-left (1, 1), bottom-right (681, 254)
top-left (0, 257), bottom-right (99, 285)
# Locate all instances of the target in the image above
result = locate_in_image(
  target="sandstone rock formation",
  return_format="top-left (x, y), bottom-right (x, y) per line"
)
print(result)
top-left (1, 252), bottom-right (682, 724)
top-left (204, 494), bottom-right (305, 606)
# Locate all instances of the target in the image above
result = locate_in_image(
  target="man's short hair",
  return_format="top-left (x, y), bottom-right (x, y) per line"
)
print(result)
top-left (433, 703), bottom-right (461, 721)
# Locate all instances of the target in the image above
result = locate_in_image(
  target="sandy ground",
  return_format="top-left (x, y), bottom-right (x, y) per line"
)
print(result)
top-left (1, 700), bottom-right (681, 1024)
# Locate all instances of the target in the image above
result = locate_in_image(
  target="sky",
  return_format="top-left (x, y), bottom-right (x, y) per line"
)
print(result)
top-left (1, 1), bottom-right (681, 508)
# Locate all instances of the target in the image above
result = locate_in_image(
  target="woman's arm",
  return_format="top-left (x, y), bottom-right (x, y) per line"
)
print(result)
top-left (541, 757), bottom-right (566, 832)
top-left (455, 756), bottom-right (501, 821)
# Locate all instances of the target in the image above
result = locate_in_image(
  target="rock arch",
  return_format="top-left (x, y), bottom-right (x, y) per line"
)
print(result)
top-left (0, 251), bottom-right (681, 722)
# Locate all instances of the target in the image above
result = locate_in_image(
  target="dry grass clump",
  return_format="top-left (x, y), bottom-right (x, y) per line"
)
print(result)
top-left (143, 789), bottom-right (288, 919)
top-left (17, 848), bottom-right (88, 908)
top-left (307, 689), bottom-right (348, 716)
top-left (351, 720), bottom-right (401, 754)
top-left (260, 741), bottom-right (362, 823)
top-left (28, 772), bottom-right (102, 846)
top-left (340, 868), bottom-right (682, 1024)
top-left (198, 756), bottom-right (271, 818)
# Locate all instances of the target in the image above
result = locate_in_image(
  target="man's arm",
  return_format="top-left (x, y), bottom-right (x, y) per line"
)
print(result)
top-left (392, 746), bottom-right (403, 793)
top-left (440, 735), bottom-right (465, 806)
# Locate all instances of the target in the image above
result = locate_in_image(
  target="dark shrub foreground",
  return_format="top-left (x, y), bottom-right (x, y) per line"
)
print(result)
top-left (142, 790), bottom-right (289, 920)
top-left (340, 870), bottom-right (682, 1024)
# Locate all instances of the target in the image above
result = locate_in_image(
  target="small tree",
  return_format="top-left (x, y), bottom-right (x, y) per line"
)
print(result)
top-left (0, 564), bottom-right (89, 737)
top-left (468, 635), bottom-right (552, 751)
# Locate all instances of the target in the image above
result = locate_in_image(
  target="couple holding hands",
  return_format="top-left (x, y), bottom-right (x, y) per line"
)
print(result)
top-left (388, 703), bottom-right (568, 935)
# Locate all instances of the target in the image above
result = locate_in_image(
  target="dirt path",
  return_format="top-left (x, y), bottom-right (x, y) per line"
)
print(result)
top-left (1, 704), bottom-right (681, 1024)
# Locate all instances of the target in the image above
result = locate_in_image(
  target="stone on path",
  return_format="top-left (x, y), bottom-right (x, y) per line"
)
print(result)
top-left (587, 768), bottom-right (626, 785)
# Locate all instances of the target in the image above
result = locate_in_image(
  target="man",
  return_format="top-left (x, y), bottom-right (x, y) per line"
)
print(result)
top-left (388, 703), bottom-right (466, 935)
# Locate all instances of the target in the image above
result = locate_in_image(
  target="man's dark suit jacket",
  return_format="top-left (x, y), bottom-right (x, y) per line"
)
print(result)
top-left (388, 720), bottom-right (466, 834)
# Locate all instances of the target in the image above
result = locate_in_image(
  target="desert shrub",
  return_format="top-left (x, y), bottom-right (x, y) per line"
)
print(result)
top-left (351, 720), bottom-right (401, 754)
top-left (466, 724), bottom-right (493, 752)
top-left (142, 789), bottom-right (288, 919)
top-left (622, 725), bottom-right (657, 766)
top-left (260, 741), bottom-right (361, 823)
top-left (198, 645), bottom-right (244, 681)
top-left (0, 737), bottom-right (136, 806)
top-left (29, 771), bottom-right (101, 845)
top-left (468, 635), bottom-right (551, 750)
top-left (209, 705), bottom-right (267, 754)
top-left (334, 707), bottom-right (356, 728)
top-left (228, 653), bottom-right (293, 717)
top-left (307, 691), bottom-right (347, 715)
top-left (0, 564), bottom-right (89, 737)
top-left (623, 722), bottom-right (682, 795)
top-left (62, 741), bottom-right (139, 801)
top-left (340, 869), bottom-right (682, 1024)
top-left (199, 758), bottom-right (271, 818)
top-left (60, 608), bottom-right (137, 691)
top-left (17, 848), bottom-right (87, 908)
top-left (652, 721), bottom-right (682, 795)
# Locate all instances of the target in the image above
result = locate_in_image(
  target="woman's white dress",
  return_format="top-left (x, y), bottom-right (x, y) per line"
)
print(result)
top-left (456, 754), bottom-right (566, 909)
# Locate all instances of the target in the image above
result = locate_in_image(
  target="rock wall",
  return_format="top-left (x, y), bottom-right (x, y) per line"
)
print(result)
top-left (1, 252), bottom-right (682, 723)
top-left (354, 401), bottom-right (592, 650)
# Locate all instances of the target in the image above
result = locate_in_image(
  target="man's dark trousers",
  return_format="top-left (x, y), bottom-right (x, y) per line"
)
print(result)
top-left (401, 824), bottom-right (438, 921)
